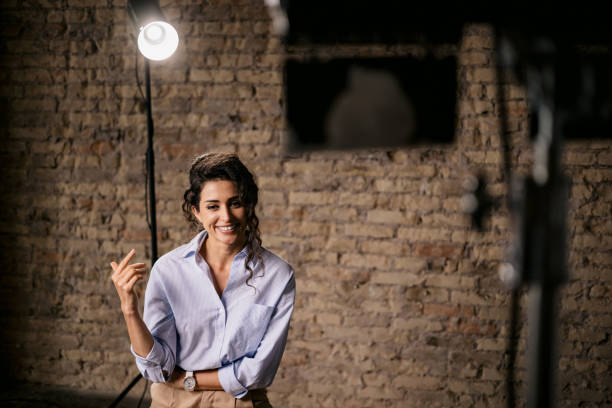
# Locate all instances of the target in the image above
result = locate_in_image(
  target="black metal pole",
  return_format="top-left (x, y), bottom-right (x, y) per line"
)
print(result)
top-left (107, 58), bottom-right (158, 408)
top-left (494, 31), bottom-right (520, 408)
top-left (524, 52), bottom-right (567, 408)
top-left (527, 285), bottom-right (559, 408)
top-left (145, 58), bottom-right (159, 264)
top-left (107, 373), bottom-right (143, 408)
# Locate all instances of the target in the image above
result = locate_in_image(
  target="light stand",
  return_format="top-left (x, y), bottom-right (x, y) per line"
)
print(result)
top-left (145, 58), bottom-right (158, 264)
top-left (107, 59), bottom-right (157, 408)
top-left (108, 1), bottom-right (178, 407)
top-left (500, 37), bottom-right (570, 408)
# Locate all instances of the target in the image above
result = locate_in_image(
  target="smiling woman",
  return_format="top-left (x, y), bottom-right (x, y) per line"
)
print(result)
top-left (193, 181), bottom-right (248, 266)
top-left (110, 153), bottom-right (296, 408)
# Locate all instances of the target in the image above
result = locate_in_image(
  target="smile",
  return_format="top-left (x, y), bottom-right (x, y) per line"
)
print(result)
top-left (216, 225), bottom-right (237, 232)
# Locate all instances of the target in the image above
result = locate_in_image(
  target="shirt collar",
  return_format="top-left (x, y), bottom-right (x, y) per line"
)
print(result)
top-left (182, 230), bottom-right (248, 260)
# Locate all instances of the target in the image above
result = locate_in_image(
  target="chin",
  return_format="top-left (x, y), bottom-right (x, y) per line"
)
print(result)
top-left (211, 231), bottom-right (246, 246)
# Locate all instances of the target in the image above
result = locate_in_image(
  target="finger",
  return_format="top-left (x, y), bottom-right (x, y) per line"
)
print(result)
top-left (128, 263), bottom-right (146, 269)
top-left (110, 263), bottom-right (121, 282)
top-left (122, 264), bottom-right (146, 275)
top-left (126, 264), bottom-right (147, 276)
top-left (111, 251), bottom-right (138, 279)
top-left (122, 273), bottom-right (143, 292)
top-left (117, 249), bottom-right (136, 271)
top-left (117, 267), bottom-right (146, 287)
top-left (110, 262), bottom-right (119, 279)
top-left (114, 263), bottom-right (145, 280)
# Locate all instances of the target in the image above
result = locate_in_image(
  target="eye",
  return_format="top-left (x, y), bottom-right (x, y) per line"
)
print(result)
top-left (230, 201), bottom-right (242, 208)
top-left (206, 204), bottom-right (219, 210)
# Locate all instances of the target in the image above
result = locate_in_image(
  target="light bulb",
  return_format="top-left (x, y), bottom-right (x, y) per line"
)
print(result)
top-left (137, 21), bottom-right (179, 61)
top-left (144, 23), bottom-right (163, 43)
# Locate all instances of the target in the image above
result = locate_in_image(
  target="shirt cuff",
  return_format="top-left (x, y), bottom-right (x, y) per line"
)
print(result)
top-left (218, 364), bottom-right (248, 398)
top-left (131, 340), bottom-right (164, 365)
top-left (131, 340), bottom-right (171, 382)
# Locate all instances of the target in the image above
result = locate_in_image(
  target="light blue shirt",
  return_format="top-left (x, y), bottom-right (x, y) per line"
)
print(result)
top-left (132, 230), bottom-right (296, 398)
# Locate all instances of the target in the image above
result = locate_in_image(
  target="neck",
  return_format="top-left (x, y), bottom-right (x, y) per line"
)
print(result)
top-left (201, 235), bottom-right (246, 267)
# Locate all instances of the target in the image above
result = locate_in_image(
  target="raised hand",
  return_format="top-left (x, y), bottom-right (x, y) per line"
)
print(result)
top-left (110, 249), bottom-right (147, 315)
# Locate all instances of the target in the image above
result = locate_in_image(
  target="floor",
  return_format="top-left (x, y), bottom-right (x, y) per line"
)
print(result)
top-left (0, 384), bottom-right (151, 408)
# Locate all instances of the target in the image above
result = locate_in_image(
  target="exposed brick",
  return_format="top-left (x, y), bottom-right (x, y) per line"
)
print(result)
top-left (359, 240), bottom-right (408, 256)
top-left (397, 227), bottom-right (450, 241)
top-left (392, 256), bottom-right (428, 272)
top-left (338, 192), bottom-right (377, 206)
top-left (366, 209), bottom-right (419, 224)
top-left (458, 51), bottom-right (489, 66)
top-left (304, 265), bottom-right (357, 281)
top-left (461, 34), bottom-right (495, 50)
top-left (466, 67), bottom-right (496, 83)
top-left (288, 191), bottom-right (336, 205)
top-left (373, 178), bottom-right (421, 193)
top-left (1, 5), bottom-right (610, 408)
top-left (423, 303), bottom-right (474, 318)
top-left (236, 69), bottom-right (281, 84)
top-left (393, 318), bottom-right (443, 332)
top-left (446, 319), bottom-right (497, 335)
top-left (392, 375), bottom-right (442, 390)
top-left (309, 206), bottom-right (358, 222)
top-left (371, 272), bottom-right (424, 286)
top-left (475, 338), bottom-right (506, 351)
top-left (190, 68), bottom-right (234, 82)
top-left (344, 223), bottom-right (395, 238)
top-left (413, 244), bottom-right (465, 259)
top-left (283, 161), bottom-right (334, 175)
top-left (567, 328), bottom-right (607, 343)
top-left (340, 253), bottom-right (391, 270)
top-left (451, 290), bottom-right (494, 306)
top-left (425, 274), bottom-right (476, 289)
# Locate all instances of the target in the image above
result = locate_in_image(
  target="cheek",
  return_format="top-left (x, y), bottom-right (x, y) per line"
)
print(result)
top-left (204, 214), bottom-right (217, 226)
top-left (196, 211), bottom-right (213, 226)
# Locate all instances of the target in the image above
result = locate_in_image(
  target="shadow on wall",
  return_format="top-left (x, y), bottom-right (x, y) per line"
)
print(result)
top-left (0, 93), bottom-right (27, 385)
top-left (0, 80), bottom-right (90, 393)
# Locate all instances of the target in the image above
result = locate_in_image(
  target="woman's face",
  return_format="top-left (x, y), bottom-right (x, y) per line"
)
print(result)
top-left (192, 179), bottom-right (248, 250)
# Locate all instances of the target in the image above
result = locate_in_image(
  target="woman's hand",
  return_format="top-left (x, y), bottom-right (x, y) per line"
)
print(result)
top-left (166, 367), bottom-right (223, 391)
top-left (110, 249), bottom-right (147, 316)
top-left (168, 367), bottom-right (186, 389)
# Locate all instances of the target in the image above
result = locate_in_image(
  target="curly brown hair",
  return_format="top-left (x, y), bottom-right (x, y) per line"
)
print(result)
top-left (182, 153), bottom-right (263, 287)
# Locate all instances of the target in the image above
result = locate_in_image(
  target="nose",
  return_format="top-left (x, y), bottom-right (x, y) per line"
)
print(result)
top-left (219, 205), bottom-right (232, 221)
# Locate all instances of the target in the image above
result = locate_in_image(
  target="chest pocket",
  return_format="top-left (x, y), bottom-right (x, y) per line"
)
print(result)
top-left (225, 303), bottom-right (275, 361)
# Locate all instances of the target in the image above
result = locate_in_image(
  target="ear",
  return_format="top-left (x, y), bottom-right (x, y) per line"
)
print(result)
top-left (192, 205), bottom-right (199, 216)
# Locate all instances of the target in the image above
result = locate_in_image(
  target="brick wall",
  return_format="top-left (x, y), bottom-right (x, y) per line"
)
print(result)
top-left (0, 1), bottom-right (610, 407)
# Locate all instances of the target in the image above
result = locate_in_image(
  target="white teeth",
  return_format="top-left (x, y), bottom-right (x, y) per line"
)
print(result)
top-left (217, 225), bottom-right (235, 232)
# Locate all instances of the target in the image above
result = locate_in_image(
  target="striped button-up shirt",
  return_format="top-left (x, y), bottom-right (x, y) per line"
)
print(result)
top-left (132, 230), bottom-right (296, 398)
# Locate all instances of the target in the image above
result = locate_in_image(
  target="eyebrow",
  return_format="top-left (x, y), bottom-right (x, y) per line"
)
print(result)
top-left (205, 195), bottom-right (240, 203)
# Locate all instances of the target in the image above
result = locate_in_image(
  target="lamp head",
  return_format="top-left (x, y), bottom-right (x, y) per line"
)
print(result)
top-left (128, 0), bottom-right (179, 61)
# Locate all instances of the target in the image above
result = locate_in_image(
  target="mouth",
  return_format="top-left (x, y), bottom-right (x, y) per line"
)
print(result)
top-left (215, 224), bottom-right (239, 233)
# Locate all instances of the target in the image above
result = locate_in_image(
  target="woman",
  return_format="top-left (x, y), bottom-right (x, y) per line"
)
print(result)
top-left (111, 153), bottom-right (296, 408)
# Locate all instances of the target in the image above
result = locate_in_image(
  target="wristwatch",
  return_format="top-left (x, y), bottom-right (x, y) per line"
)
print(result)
top-left (183, 371), bottom-right (196, 392)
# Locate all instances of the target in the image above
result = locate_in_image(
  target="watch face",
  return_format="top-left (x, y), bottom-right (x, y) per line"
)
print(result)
top-left (184, 376), bottom-right (196, 391)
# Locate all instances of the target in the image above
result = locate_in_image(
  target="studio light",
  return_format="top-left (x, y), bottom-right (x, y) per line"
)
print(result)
top-left (109, 2), bottom-right (179, 407)
top-left (128, 0), bottom-right (179, 61)
top-left (137, 21), bottom-right (179, 60)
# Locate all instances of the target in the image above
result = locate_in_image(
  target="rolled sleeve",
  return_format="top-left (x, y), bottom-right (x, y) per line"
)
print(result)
top-left (132, 263), bottom-right (177, 383)
top-left (131, 339), bottom-right (172, 382)
top-left (218, 364), bottom-right (248, 398)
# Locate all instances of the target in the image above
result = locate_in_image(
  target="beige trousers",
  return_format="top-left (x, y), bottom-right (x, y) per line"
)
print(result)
top-left (150, 382), bottom-right (272, 408)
